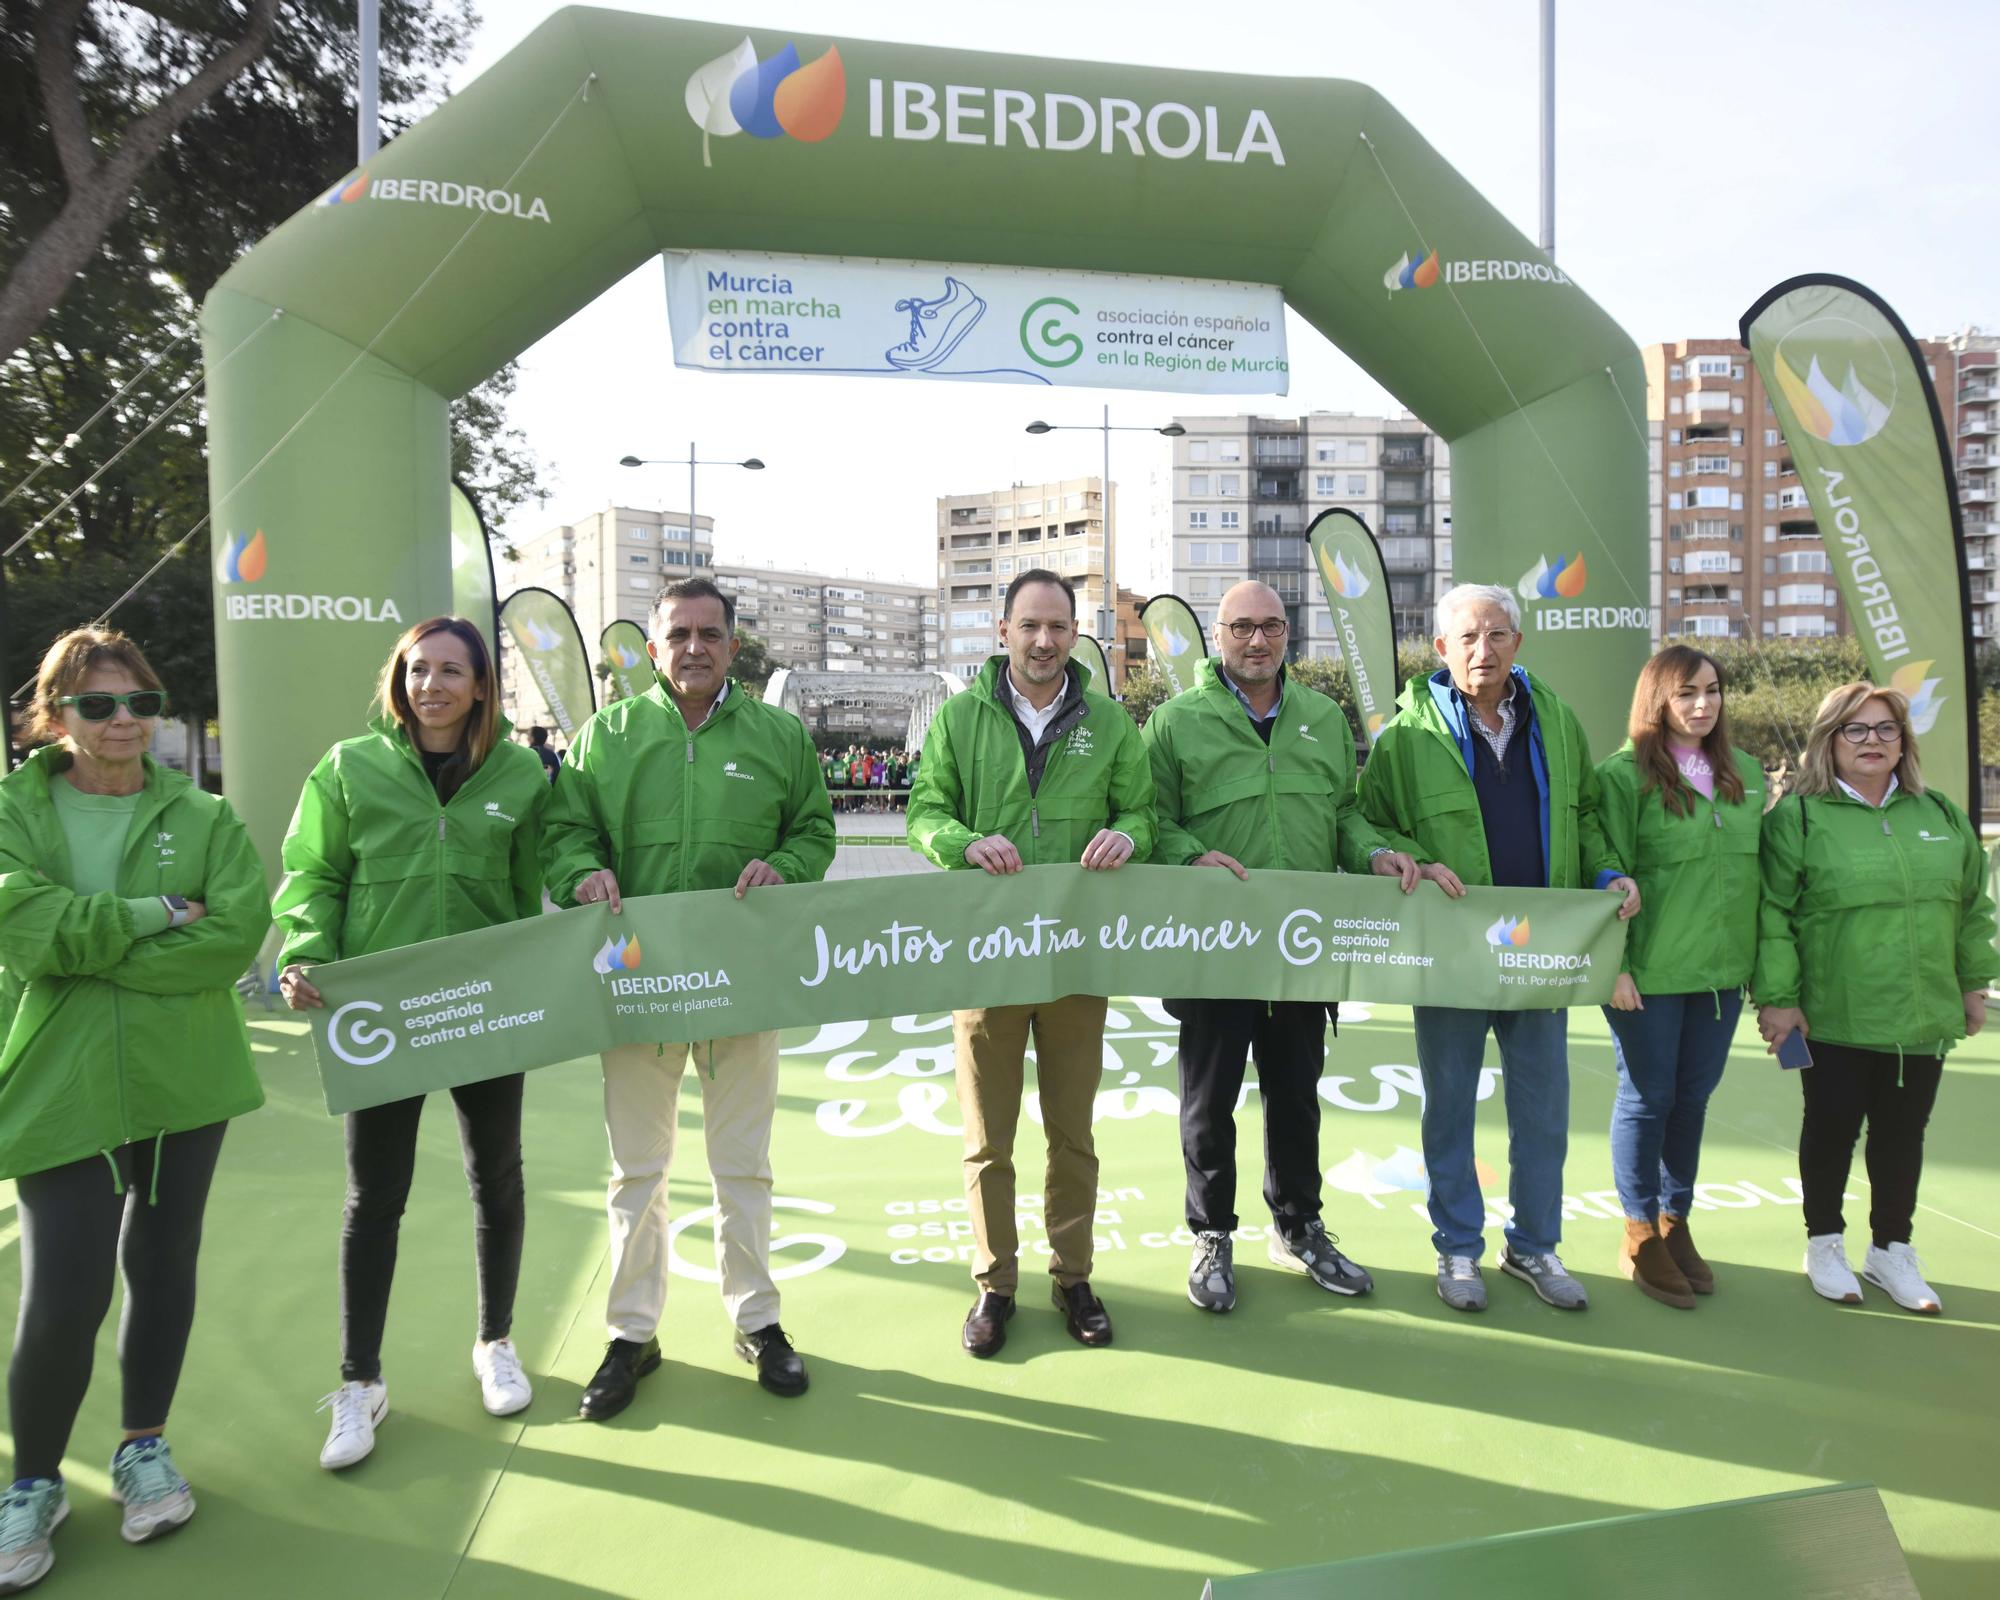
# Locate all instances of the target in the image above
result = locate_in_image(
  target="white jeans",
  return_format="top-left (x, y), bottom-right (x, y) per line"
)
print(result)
top-left (601, 1032), bottom-right (781, 1342)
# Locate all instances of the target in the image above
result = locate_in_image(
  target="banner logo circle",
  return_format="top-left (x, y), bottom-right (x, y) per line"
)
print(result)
top-left (1020, 297), bottom-right (1083, 368)
top-left (328, 1000), bottom-right (397, 1066)
top-left (1772, 314), bottom-right (1898, 447)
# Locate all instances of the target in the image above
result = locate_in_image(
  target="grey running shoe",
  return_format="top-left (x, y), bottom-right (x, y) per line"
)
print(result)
top-left (110, 1435), bottom-right (194, 1543)
top-left (1500, 1247), bottom-right (1590, 1309)
top-left (1436, 1253), bottom-right (1487, 1311)
top-left (0, 1477), bottom-right (66, 1593)
top-left (1269, 1220), bottom-right (1373, 1296)
top-left (1187, 1231), bottom-right (1236, 1312)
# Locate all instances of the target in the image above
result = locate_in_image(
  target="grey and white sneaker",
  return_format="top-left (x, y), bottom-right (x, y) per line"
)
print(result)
top-left (1187, 1231), bottom-right (1236, 1312)
top-left (1862, 1242), bottom-right (1941, 1314)
top-left (109, 1436), bottom-right (194, 1543)
top-left (1436, 1253), bottom-right (1487, 1312)
top-left (1500, 1247), bottom-right (1589, 1309)
top-left (0, 1478), bottom-right (66, 1593)
top-left (1269, 1220), bottom-right (1373, 1295)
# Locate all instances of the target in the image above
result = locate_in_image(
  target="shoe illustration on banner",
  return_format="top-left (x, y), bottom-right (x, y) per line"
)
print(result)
top-left (885, 277), bottom-right (987, 371)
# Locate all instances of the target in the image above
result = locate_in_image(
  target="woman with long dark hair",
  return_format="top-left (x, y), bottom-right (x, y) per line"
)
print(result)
top-left (1756, 682), bottom-right (1995, 1314)
top-left (0, 627), bottom-right (268, 1587)
top-left (1595, 645), bottom-right (1765, 1308)
top-left (274, 617), bottom-right (549, 1469)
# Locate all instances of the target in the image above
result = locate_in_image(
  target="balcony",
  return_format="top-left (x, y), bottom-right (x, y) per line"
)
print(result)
top-left (1380, 447), bottom-right (1427, 468)
top-left (1964, 483), bottom-right (1997, 504)
top-left (1251, 443), bottom-right (1303, 465)
top-left (1961, 414), bottom-right (1996, 435)
top-left (1965, 520), bottom-right (2000, 537)
top-left (1255, 480), bottom-right (1301, 502)
top-left (1962, 383), bottom-right (1998, 404)
top-left (1684, 391), bottom-right (1734, 414)
top-left (1777, 518), bottom-right (1820, 539)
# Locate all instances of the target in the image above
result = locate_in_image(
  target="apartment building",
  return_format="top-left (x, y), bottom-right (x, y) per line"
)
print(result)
top-left (1646, 328), bottom-right (2000, 643)
top-left (1169, 413), bottom-right (1452, 653)
top-left (499, 503), bottom-right (714, 732)
top-left (936, 476), bottom-right (1136, 673)
top-left (715, 562), bottom-right (940, 676)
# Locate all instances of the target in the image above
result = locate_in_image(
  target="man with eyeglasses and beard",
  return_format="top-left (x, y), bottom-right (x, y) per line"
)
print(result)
top-left (1141, 581), bottom-right (1419, 1315)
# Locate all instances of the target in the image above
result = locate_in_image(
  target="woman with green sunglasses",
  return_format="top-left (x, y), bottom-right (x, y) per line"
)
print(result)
top-left (0, 626), bottom-right (269, 1590)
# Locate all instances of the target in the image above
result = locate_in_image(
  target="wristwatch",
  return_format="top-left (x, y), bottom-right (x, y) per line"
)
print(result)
top-left (160, 894), bottom-right (192, 928)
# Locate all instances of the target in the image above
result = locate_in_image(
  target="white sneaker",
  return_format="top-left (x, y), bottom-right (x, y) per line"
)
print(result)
top-left (473, 1338), bottom-right (533, 1416)
top-left (1804, 1234), bottom-right (1863, 1303)
top-left (317, 1379), bottom-right (387, 1470)
top-left (1862, 1242), bottom-right (1942, 1314)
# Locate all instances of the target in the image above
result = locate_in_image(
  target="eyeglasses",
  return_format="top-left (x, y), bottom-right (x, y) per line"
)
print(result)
top-left (1837, 720), bottom-right (1902, 745)
top-left (1223, 619), bottom-right (1288, 641)
top-left (57, 691), bottom-right (166, 721)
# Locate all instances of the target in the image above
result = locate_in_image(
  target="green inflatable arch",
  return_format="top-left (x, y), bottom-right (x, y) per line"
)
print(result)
top-left (202, 7), bottom-right (1649, 873)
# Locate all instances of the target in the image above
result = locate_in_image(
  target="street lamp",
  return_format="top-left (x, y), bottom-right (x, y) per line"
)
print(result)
top-left (618, 445), bottom-right (765, 543)
top-left (1025, 408), bottom-right (1186, 679)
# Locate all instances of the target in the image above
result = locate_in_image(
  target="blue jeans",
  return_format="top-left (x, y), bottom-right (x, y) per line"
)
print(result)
top-left (1602, 989), bottom-right (1741, 1221)
top-left (1411, 1006), bottom-right (1569, 1259)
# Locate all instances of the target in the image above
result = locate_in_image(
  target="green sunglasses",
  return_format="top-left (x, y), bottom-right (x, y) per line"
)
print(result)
top-left (57, 690), bottom-right (167, 721)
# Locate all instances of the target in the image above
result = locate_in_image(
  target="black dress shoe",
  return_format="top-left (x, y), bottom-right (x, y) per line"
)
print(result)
top-left (579, 1336), bottom-right (661, 1420)
top-left (734, 1323), bottom-right (809, 1397)
top-left (1054, 1281), bottom-right (1114, 1347)
top-left (962, 1291), bottom-right (1015, 1358)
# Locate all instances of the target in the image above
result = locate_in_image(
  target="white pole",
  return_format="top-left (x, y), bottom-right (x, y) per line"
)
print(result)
top-left (358, 0), bottom-right (380, 163)
top-left (1539, 0), bottom-right (1555, 258)
top-left (1101, 404), bottom-right (1117, 680)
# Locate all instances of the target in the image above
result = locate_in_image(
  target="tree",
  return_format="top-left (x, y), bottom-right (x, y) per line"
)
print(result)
top-left (731, 628), bottom-right (777, 693)
top-left (1, 1), bottom-right (535, 733)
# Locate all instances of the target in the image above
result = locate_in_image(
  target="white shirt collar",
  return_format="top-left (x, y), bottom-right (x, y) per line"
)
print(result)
top-left (1835, 772), bottom-right (1899, 807)
top-left (1005, 666), bottom-right (1068, 739)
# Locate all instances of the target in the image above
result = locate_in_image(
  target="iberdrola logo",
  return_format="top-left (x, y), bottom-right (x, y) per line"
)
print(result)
top-left (521, 616), bottom-right (562, 651)
top-left (1383, 248), bottom-right (1440, 292)
top-left (1890, 661), bottom-right (1945, 736)
top-left (1518, 553), bottom-right (1586, 600)
top-left (319, 171), bottom-right (370, 207)
top-left (608, 640), bottom-right (644, 669)
top-left (217, 530), bottom-right (267, 584)
top-left (1485, 915), bottom-right (1531, 948)
top-left (1158, 627), bottom-right (1192, 657)
top-left (1772, 352), bottom-right (1890, 446)
top-left (1319, 546), bottom-right (1372, 598)
top-left (592, 935), bottom-right (643, 976)
top-left (685, 39), bottom-right (847, 167)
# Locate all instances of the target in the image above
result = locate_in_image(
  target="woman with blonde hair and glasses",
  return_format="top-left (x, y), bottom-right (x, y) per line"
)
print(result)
top-left (274, 617), bottom-right (548, 1471)
top-left (1596, 645), bottom-right (1765, 1308)
top-left (0, 626), bottom-right (268, 1588)
top-left (1755, 682), bottom-right (1997, 1314)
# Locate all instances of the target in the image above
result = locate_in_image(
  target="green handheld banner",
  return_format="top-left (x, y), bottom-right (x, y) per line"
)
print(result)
top-left (1308, 509), bottom-right (1398, 744)
top-left (305, 864), bottom-right (1625, 1113)
top-left (1741, 276), bottom-right (1979, 816)
top-left (447, 481), bottom-right (500, 663)
top-left (499, 587), bottom-right (596, 738)
top-left (1072, 633), bottom-right (1112, 696)
top-left (1141, 595), bottom-right (1207, 697)
top-left (600, 620), bottom-right (653, 703)
top-left (204, 10), bottom-right (1648, 878)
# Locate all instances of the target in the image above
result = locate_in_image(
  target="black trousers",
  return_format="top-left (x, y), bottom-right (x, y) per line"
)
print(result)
top-left (9, 1122), bottom-right (228, 1480)
top-left (341, 1073), bottom-right (525, 1382)
top-left (1175, 999), bottom-right (1330, 1234)
top-left (1798, 1042), bottom-right (1943, 1247)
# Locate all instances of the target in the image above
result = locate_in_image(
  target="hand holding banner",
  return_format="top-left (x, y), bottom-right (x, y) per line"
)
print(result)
top-left (305, 865), bottom-right (1626, 1113)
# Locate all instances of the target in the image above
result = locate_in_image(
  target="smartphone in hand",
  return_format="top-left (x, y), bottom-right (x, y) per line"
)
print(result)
top-left (1776, 1028), bottom-right (1813, 1071)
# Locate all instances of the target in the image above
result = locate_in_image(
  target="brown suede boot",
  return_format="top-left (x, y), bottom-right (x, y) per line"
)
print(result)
top-left (1658, 1213), bottom-right (1715, 1295)
top-left (1619, 1218), bottom-right (1695, 1308)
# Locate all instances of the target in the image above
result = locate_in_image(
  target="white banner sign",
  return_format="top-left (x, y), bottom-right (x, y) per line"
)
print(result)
top-left (664, 250), bottom-right (1288, 392)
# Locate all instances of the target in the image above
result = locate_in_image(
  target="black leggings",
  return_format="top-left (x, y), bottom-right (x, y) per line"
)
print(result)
top-left (9, 1122), bottom-right (228, 1480)
top-left (340, 1074), bottom-right (525, 1382)
top-left (1798, 1042), bottom-right (1943, 1247)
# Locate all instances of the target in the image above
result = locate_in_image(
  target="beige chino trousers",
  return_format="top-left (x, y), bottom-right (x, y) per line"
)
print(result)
top-left (952, 994), bottom-right (1108, 1296)
top-left (601, 1031), bottom-right (781, 1342)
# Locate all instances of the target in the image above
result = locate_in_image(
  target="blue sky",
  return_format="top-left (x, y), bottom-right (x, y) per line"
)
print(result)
top-left (452, 1), bottom-right (2000, 586)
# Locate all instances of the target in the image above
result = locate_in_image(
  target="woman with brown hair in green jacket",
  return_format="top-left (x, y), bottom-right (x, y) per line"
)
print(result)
top-left (0, 627), bottom-right (268, 1588)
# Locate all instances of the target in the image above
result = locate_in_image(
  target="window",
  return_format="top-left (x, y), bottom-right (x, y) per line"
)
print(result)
top-left (1188, 510), bottom-right (1209, 528)
top-left (665, 549), bottom-right (689, 567)
top-left (1693, 356), bottom-right (1731, 378)
top-left (1188, 474), bottom-right (1211, 495)
top-left (1218, 440), bottom-right (1242, 461)
top-left (1189, 441), bottom-right (1210, 462)
top-left (1777, 550), bottom-right (1829, 574)
top-left (1315, 444), bottom-right (1337, 462)
top-left (1778, 583), bottom-right (1826, 606)
top-left (1762, 589), bottom-right (1776, 607)
top-left (998, 558), bottom-right (1014, 576)
top-left (1776, 614), bottom-right (1834, 637)
top-left (625, 525), bottom-right (651, 541)
top-left (1019, 500), bottom-right (1041, 516)
top-left (950, 609), bottom-right (992, 628)
top-left (949, 637), bottom-right (989, 655)
top-left (1765, 429), bottom-right (1781, 447)
top-left (1669, 429), bottom-right (1682, 445)
top-left (1686, 616), bottom-right (1728, 637)
top-left (1219, 509), bottom-right (1240, 529)
top-left (1348, 440), bottom-right (1367, 462)
top-left (1669, 462), bottom-right (1683, 479)
top-left (1219, 474), bottom-right (1241, 495)
top-left (1762, 461), bottom-right (1777, 478)
top-left (1687, 487), bottom-right (1731, 509)
top-left (1669, 363), bottom-right (1683, 380)
top-left (1348, 475), bottom-right (1366, 495)
top-left (1315, 474), bottom-right (1337, 495)
top-left (626, 576), bottom-right (651, 591)
top-left (1061, 549), bottom-right (1086, 572)
top-left (1691, 454), bottom-right (1730, 475)
top-left (1689, 551), bottom-right (1731, 574)
top-left (1668, 493), bottom-right (1684, 510)
top-left (627, 553), bottom-right (651, 566)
